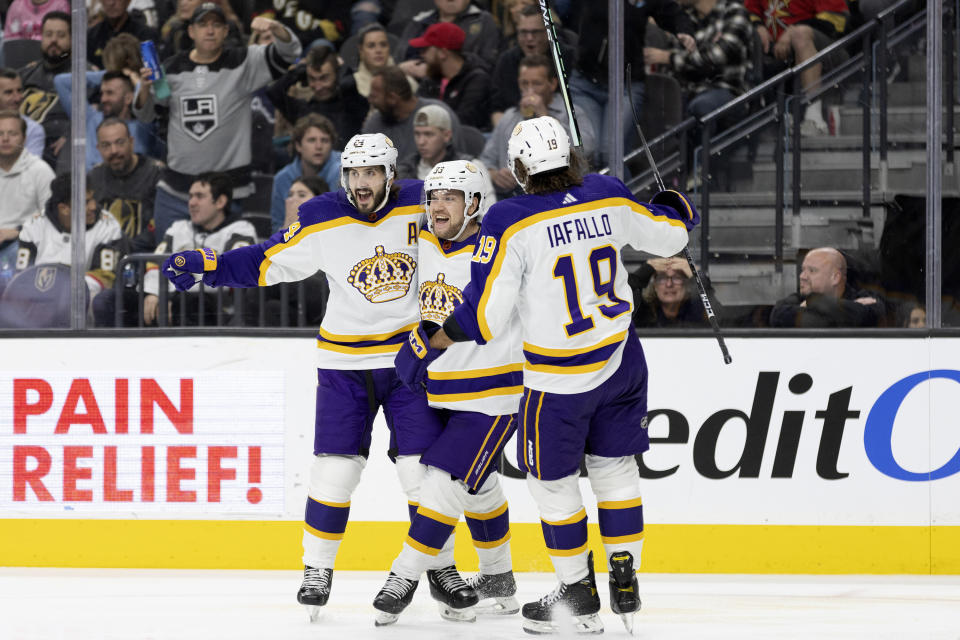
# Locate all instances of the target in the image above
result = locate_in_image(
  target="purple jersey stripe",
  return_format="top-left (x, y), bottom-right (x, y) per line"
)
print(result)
top-left (523, 339), bottom-right (622, 369)
top-left (540, 514), bottom-right (588, 552)
top-left (426, 371), bottom-right (523, 396)
top-left (305, 499), bottom-right (350, 535)
top-left (597, 504), bottom-right (645, 539)
top-left (409, 513), bottom-right (457, 552)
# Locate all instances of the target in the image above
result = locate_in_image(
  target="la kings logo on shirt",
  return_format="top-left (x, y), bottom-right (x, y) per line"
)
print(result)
top-left (181, 95), bottom-right (218, 141)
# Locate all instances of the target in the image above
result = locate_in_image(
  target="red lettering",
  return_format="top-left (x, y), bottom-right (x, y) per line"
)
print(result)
top-left (13, 379), bottom-right (53, 434)
top-left (207, 446), bottom-right (237, 502)
top-left (104, 446), bottom-right (134, 501)
top-left (115, 379), bottom-right (129, 434)
top-left (63, 446), bottom-right (94, 501)
top-left (166, 446), bottom-right (197, 502)
top-left (140, 379), bottom-right (193, 434)
top-left (12, 446), bottom-right (53, 501)
top-left (55, 379), bottom-right (107, 434)
top-left (142, 446), bottom-right (155, 502)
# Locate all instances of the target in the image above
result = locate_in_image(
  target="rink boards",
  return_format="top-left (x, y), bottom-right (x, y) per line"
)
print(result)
top-left (1, 336), bottom-right (958, 574)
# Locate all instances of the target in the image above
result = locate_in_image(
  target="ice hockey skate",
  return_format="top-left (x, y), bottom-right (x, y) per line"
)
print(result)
top-left (521, 552), bottom-right (603, 635)
top-left (608, 551), bottom-right (641, 634)
top-left (297, 565), bottom-right (332, 623)
top-left (426, 565), bottom-right (479, 622)
top-left (465, 570), bottom-right (519, 615)
top-left (373, 572), bottom-right (419, 626)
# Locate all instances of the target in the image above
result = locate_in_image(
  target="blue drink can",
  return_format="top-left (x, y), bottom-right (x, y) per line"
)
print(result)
top-left (140, 40), bottom-right (162, 81)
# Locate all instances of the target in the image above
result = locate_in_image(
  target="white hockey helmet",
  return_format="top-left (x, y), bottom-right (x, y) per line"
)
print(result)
top-left (340, 133), bottom-right (399, 211)
top-left (423, 160), bottom-right (487, 239)
top-left (507, 115), bottom-right (570, 191)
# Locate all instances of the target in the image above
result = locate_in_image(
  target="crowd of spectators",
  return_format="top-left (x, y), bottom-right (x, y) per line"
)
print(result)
top-left (0, 0), bottom-right (930, 329)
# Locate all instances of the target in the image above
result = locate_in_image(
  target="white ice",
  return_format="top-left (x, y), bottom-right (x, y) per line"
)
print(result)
top-left (2, 569), bottom-right (959, 640)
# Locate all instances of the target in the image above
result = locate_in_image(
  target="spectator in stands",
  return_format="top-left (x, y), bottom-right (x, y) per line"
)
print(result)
top-left (0, 110), bottom-right (54, 267)
top-left (88, 0), bottom-right (159, 68)
top-left (18, 11), bottom-right (74, 173)
top-left (904, 304), bottom-right (925, 328)
top-left (255, 0), bottom-right (351, 49)
top-left (745, 0), bottom-right (849, 136)
top-left (160, 0), bottom-right (244, 58)
top-left (270, 113), bottom-right (342, 233)
top-left (350, 23), bottom-right (417, 99)
top-left (398, 0), bottom-right (501, 71)
top-left (493, 0), bottom-right (539, 51)
top-left (259, 174), bottom-right (330, 327)
top-left (133, 4), bottom-right (301, 241)
top-left (90, 117), bottom-right (162, 253)
top-left (100, 32), bottom-right (142, 73)
top-left (490, 3), bottom-right (574, 127)
top-left (363, 65), bottom-right (463, 164)
top-left (2, 0), bottom-right (69, 41)
top-left (55, 70), bottom-right (158, 169)
top-left (16, 173), bottom-right (122, 306)
top-left (104, 172), bottom-right (257, 327)
top-left (629, 256), bottom-right (720, 328)
top-left (0, 68), bottom-right (44, 158)
top-left (643, 0), bottom-right (753, 125)
top-left (397, 104), bottom-right (496, 204)
top-left (568, 0), bottom-right (695, 165)
top-left (406, 22), bottom-right (492, 130)
top-left (479, 54), bottom-right (596, 200)
top-left (266, 44), bottom-right (369, 147)
top-left (770, 247), bottom-right (884, 327)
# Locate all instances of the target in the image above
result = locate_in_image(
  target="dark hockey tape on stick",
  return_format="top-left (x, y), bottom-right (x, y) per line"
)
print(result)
top-left (625, 64), bottom-right (733, 365)
top-left (538, 0), bottom-right (581, 147)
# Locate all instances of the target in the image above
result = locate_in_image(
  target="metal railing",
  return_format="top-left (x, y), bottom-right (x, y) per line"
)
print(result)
top-left (605, 0), bottom-right (951, 276)
top-left (111, 254), bottom-right (324, 328)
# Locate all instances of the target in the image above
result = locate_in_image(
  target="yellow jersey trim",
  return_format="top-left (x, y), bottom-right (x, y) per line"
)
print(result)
top-left (523, 330), bottom-right (628, 357)
top-left (406, 536), bottom-right (442, 556)
top-left (597, 497), bottom-right (644, 510)
top-left (464, 501), bottom-right (509, 521)
top-left (542, 508), bottom-right (587, 528)
top-left (316, 341), bottom-right (404, 355)
top-left (426, 386), bottom-right (524, 403)
top-left (418, 229), bottom-right (476, 256)
top-left (472, 532), bottom-right (512, 549)
top-left (318, 323), bottom-right (419, 343)
top-left (258, 204), bottom-right (423, 285)
top-left (416, 506), bottom-right (459, 527)
top-left (427, 363), bottom-right (524, 380)
top-left (304, 524), bottom-right (344, 540)
top-left (308, 496), bottom-right (350, 509)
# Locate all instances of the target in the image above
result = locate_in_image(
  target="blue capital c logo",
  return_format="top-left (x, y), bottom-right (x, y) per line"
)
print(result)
top-left (864, 370), bottom-right (960, 481)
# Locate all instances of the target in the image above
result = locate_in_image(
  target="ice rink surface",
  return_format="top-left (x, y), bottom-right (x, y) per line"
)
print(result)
top-left (2, 569), bottom-right (959, 640)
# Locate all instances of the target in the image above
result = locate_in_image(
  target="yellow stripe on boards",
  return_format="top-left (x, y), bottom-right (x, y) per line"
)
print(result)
top-left (1, 521), bottom-right (957, 573)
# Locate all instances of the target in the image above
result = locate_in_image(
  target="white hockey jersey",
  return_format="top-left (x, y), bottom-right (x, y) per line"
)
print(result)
top-left (418, 228), bottom-right (523, 415)
top-left (16, 209), bottom-right (122, 296)
top-left (144, 216), bottom-right (257, 296)
top-left (211, 181), bottom-right (425, 370)
top-left (451, 174), bottom-right (692, 394)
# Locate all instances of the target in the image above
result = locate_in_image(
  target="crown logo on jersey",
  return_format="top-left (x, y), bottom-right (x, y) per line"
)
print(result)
top-left (418, 273), bottom-right (464, 323)
top-left (348, 245), bottom-right (417, 303)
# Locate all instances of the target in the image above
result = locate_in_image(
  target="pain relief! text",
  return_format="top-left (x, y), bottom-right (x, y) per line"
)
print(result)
top-left (10, 377), bottom-right (263, 505)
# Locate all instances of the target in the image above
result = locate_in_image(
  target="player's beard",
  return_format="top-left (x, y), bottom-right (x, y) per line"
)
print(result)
top-left (352, 183), bottom-right (387, 214)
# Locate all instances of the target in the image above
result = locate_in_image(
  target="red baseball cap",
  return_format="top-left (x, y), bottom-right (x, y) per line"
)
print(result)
top-left (408, 22), bottom-right (466, 51)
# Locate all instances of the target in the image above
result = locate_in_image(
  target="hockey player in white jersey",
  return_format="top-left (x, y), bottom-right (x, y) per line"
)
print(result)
top-left (373, 160), bottom-right (523, 626)
top-left (16, 173), bottom-right (122, 304)
top-left (427, 116), bottom-right (700, 635)
top-left (159, 133), bottom-right (451, 623)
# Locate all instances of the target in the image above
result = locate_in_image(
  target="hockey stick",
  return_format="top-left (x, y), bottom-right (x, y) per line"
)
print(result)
top-left (537, 0), bottom-right (581, 147)
top-left (625, 64), bottom-right (733, 365)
